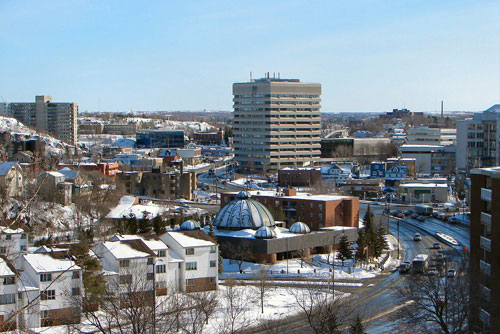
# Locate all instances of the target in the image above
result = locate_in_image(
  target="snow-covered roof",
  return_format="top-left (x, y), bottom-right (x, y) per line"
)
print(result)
top-left (58, 168), bottom-right (79, 181)
top-left (109, 234), bottom-right (168, 251)
top-left (0, 258), bottom-right (15, 276)
top-left (168, 249), bottom-right (184, 263)
top-left (166, 231), bottom-right (214, 248)
top-left (471, 167), bottom-right (500, 177)
top-left (98, 240), bottom-right (154, 260)
top-left (23, 253), bottom-right (80, 273)
top-left (106, 196), bottom-right (166, 220)
top-left (399, 183), bottom-right (447, 188)
top-left (231, 190), bottom-right (353, 202)
top-left (0, 226), bottom-right (25, 234)
top-left (0, 161), bottom-right (18, 176)
top-left (289, 222), bottom-right (311, 234)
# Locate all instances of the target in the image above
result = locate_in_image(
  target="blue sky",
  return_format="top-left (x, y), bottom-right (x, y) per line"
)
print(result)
top-left (0, 0), bottom-right (499, 112)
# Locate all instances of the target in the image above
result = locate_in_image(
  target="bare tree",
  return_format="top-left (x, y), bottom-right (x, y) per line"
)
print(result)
top-left (220, 241), bottom-right (254, 273)
top-left (216, 278), bottom-right (255, 334)
top-left (255, 266), bottom-right (272, 314)
top-left (291, 286), bottom-right (356, 334)
top-left (178, 290), bottom-right (219, 334)
top-left (395, 268), bottom-right (469, 334)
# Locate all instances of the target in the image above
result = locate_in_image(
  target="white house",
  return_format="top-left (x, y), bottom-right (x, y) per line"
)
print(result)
top-left (93, 238), bottom-right (167, 301)
top-left (385, 165), bottom-right (407, 180)
top-left (0, 257), bottom-right (17, 331)
top-left (0, 162), bottom-right (23, 198)
top-left (17, 248), bottom-right (82, 328)
top-left (107, 235), bottom-right (170, 295)
top-left (320, 163), bottom-right (353, 184)
top-left (0, 227), bottom-right (27, 260)
top-left (160, 231), bottom-right (218, 293)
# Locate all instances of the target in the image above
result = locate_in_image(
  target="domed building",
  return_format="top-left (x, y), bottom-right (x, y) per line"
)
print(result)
top-left (213, 191), bottom-right (275, 230)
top-left (207, 191), bottom-right (359, 264)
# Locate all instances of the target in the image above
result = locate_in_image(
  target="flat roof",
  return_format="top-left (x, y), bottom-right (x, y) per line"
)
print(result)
top-left (471, 167), bottom-right (500, 178)
top-left (224, 190), bottom-right (355, 202)
top-left (399, 183), bottom-right (448, 188)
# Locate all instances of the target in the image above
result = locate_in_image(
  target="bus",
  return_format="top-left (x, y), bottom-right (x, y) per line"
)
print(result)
top-left (415, 204), bottom-right (433, 216)
top-left (412, 254), bottom-right (429, 274)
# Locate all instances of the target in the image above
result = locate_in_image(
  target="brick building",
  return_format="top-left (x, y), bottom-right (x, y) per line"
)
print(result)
top-left (220, 188), bottom-right (359, 230)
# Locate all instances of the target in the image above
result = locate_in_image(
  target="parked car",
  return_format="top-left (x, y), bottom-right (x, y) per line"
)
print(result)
top-left (413, 233), bottom-right (422, 241)
top-left (411, 213), bottom-right (418, 219)
top-left (399, 262), bottom-right (411, 274)
top-left (432, 212), bottom-right (440, 218)
top-left (447, 269), bottom-right (457, 278)
top-left (433, 242), bottom-right (441, 250)
top-left (427, 267), bottom-right (439, 276)
top-left (449, 217), bottom-right (459, 224)
top-left (397, 213), bottom-right (405, 219)
top-left (404, 210), bottom-right (414, 216)
top-left (417, 216), bottom-right (425, 222)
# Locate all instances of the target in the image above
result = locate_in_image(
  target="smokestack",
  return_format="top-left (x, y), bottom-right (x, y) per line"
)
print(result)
top-left (441, 100), bottom-right (444, 118)
top-left (250, 72), bottom-right (252, 81)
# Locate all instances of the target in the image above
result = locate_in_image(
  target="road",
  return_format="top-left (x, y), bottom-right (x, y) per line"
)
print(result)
top-left (245, 209), bottom-right (467, 334)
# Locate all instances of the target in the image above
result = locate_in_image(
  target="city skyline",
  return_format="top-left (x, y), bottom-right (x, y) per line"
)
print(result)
top-left (0, 0), bottom-right (499, 113)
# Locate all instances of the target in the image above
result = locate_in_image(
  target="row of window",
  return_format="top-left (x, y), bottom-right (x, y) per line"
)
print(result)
top-left (234, 94), bottom-right (320, 98)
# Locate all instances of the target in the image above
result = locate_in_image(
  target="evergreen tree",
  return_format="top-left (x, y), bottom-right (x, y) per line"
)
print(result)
top-left (208, 223), bottom-right (224, 275)
top-left (125, 214), bottom-right (138, 234)
top-left (137, 216), bottom-right (152, 234)
top-left (337, 234), bottom-right (352, 267)
top-left (349, 314), bottom-right (365, 334)
top-left (363, 205), bottom-right (375, 232)
top-left (152, 215), bottom-right (166, 235)
top-left (373, 225), bottom-right (389, 258)
top-left (356, 229), bottom-right (367, 262)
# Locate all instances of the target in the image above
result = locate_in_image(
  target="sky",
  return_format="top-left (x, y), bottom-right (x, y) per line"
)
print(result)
top-left (0, 0), bottom-right (499, 113)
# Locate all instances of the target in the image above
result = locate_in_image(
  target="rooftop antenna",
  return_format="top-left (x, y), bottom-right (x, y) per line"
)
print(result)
top-left (441, 100), bottom-right (444, 118)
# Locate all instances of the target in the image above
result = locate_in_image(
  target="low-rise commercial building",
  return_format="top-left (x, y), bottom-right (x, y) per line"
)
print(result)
top-left (136, 129), bottom-right (185, 149)
top-left (397, 183), bottom-right (448, 203)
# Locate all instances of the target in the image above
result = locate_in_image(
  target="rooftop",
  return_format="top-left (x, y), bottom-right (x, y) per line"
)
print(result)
top-left (471, 166), bottom-right (500, 178)
top-left (0, 161), bottom-right (18, 176)
top-left (228, 190), bottom-right (354, 202)
top-left (23, 253), bottom-right (80, 273)
top-left (165, 231), bottom-right (215, 248)
top-left (399, 183), bottom-right (448, 188)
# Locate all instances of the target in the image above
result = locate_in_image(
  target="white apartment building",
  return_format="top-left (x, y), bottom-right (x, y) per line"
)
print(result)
top-left (233, 76), bottom-right (321, 173)
top-left (456, 104), bottom-right (500, 171)
top-left (0, 257), bottom-right (17, 331)
top-left (406, 126), bottom-right (456, 146)
top-left (0, 227), bottom-right (27, 260)
top-left (9, 96), bottom-right (78, 146)
top-left (17, 248), bottom-right (82, 328)
top-left (400, 144), bottom-right (456, 175)
top-left (160, 231), bottom-right (218, 293)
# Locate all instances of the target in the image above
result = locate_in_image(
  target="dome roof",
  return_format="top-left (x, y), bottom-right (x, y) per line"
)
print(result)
top-left (180, 220), bottom-right (201, 231)
top-left (289, 222), bottom-right (311, 234)
top-left (213, 192), bottom-right (275, 230)
top-left (255, 226), bottom-right (277, 239)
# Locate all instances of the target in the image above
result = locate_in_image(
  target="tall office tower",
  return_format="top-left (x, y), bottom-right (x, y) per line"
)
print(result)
top-left (469, 167), bottom-right (500, 332)
top-left (9, 96), bottom-right (78, 146)
top-left (456, 104), bottom-right (500, 171)
top-left (232, 75), bottom-right (321, 173)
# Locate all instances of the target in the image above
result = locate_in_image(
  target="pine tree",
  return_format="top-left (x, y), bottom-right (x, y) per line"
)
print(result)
top-left (152, 215), bottom-right (166, 235)
top-left (337, 234), bottom-right (352, 267)
top-left (373, 225), bottom-right (389, 258)
top-left (137, 216), bottom-right (152, 234)
top-left (349, 314), bottom-right (365, 334)
top-left (356, 229), bottom-right (367, 262)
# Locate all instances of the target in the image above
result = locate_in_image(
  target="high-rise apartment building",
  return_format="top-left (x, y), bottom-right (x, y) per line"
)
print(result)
top-left (456, 104), bottom-right (500, 171)
top-left (406, 126), bottom-right (456, 146)
top-left (9, 96), bottom-right (78, 146)
top-left (232, 76), bottom-right (321, 173)
top-left (469, 167), bottom-right (500, 333)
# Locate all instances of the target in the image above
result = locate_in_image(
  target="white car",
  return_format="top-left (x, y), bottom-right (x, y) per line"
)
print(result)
top-left (413, 233), bottom-right (422, 241)
top-left (447, 269), bottom-right (457, 278)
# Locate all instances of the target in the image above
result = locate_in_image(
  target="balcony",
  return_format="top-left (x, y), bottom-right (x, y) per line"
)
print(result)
top-left (480, 260), bottom-right (491, 277)
top-left (480, 308), bottom-right (490, 326)
top-left (481, 188), bottom-right (492, 201)
top-left (481, 212), bottom-right (492, 226)
top-left (480, 284), bottom-right (491, 302)
top-left (480, 236), bottom-right (492, 252)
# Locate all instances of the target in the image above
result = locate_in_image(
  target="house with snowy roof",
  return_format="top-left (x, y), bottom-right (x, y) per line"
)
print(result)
top-left (0, 161), bottom-right (23, 197)
top-left (0, 257), bottom-right (18, 331)
top-left (17, 247), bottom-right (82, 328)
top-left (93, 237), bottom-right (168, 301)
top-left (37, 171), bottom-right (72, 205)
top-left (320, 162), bottom-right (354, 183)
top-left (160, 230), bottom-right (218, 293)
top-left (0, 226), bottom-right (27, 260)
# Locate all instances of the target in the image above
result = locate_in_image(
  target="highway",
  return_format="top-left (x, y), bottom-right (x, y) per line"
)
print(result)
top-left (245, 211), bottom-right (467, 334)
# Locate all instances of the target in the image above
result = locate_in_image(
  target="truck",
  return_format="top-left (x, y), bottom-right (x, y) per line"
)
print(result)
top-left (412, 254), bottom-right (429, 274)
top-left (415, 204), bottom-right (433, 216)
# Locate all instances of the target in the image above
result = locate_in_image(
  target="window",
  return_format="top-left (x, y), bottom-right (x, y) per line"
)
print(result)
top-left (210, 277), bottom-right (216, 283)
top-left (0, 247), bottom-right (6, 254)
top-left (119, 260), bottom-right (130, 267)
top-left (41, 290), bottom-right (55, 300)
top-left (318, 214), bottom-right (323, 221)
top-left (3, 277), bottom-right (15, 285)
top-left (318, 204), bottom-right (323, 210)
top-left (310, 213), bottom-right (314, 219)
top-left (147, 273), bottom-right (154, 280)
top-left (210, 246), bottom-right (216, 253)
top-left (5, 235), bottom-right (11, 240)
top-left (41, 310), bottom-right (51, 319)
top-left (21, 245), bottom-right (26, 251)
top-left (156, 264), bottom-right (166, 273)
top-left (72, 271), bottom-right (80, 279)
top-left (157, 250), bottom-right (166, 257)
top-left (119, 275), bottom-right (132, 285)
top-left (72, 288), bottom-right (80, 296)
top-left (186, 262), bottom-right (197, 271)
top-left (186, 279), bottom-right (194, 286)
top-left (0, 293), bottom-right (15, 305)
top-left (310, 203), bottom-right (314, 209)
top-left (40, 273), bottom-right (52, 282)
top-left (147, 258), bottom-right (154, 265)
top-left (21, 234), bottom-right (26, 239)
top-left (185, 248), bottom-right (194, 255)
top-left (210, 260), bottom-right (216, 267)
